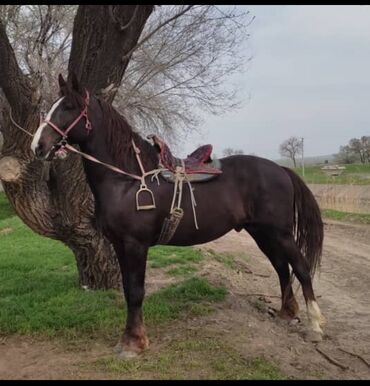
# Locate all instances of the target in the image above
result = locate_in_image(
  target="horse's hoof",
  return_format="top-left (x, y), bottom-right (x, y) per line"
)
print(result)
top-left (305, 330), bottom-right (323, 343)
top-left (118, 349), bottom-right (140, 360)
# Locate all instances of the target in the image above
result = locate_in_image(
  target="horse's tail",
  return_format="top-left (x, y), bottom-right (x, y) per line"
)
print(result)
top-left (283, 167), bottom-right (324, 278)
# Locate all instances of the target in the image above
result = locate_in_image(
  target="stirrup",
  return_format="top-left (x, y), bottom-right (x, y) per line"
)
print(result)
top-left (136, 184), bottom-right (156, 210)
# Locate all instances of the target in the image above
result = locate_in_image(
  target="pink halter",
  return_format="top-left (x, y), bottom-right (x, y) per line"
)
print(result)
top-left (42, 90), bottom-right (92, 141)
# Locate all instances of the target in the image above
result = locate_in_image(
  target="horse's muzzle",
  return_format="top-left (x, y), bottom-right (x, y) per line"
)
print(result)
top-left (34, 143), bottom-right (56, 161)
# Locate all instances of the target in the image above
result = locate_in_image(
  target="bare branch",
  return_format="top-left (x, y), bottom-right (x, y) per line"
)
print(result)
top-left (2, 5), bottom-right (253, 145)
top-left (116, 5), bottom-right (253, 142)
top-left (315, 347), bottom-right (349, 371)
top-left (122, 5), bottom-right (195, 61)
top-left (338, 347), bottom-right (370, 368)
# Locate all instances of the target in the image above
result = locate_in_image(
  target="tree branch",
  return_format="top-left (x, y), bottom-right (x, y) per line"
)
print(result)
top-left (68, 5), bottom-right (154, 100)
top-left (315, 347), bottom-right (349, 371)
top-left (0, 18), bottom-right (32, 122)
top-left (122, 5), bottom-right (195, 62)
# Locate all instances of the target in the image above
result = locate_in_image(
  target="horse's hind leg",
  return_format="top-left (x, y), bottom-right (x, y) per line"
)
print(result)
top-left (281, 236), bottom-right (326, 338)
top-left (246, 227), bottom-right (325, 339)
top-left (246, 227), bottom-right (299, 320)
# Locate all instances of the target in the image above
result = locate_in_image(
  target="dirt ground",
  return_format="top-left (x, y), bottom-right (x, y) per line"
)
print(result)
top-left (0, 219), bottom-right (369, 380)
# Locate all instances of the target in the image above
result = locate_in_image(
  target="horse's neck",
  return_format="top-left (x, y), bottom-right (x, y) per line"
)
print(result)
top-left (78, 113), bottom-right (157, 190)
top-left (79, 133), bottom-right (119, 189)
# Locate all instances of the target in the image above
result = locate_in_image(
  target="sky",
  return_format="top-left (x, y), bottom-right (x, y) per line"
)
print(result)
top-left (182, 5), bottom-right (370, 161)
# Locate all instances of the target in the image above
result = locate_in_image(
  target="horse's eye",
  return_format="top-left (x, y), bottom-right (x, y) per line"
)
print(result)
top-left (64, 102), bottom-right (74, 110)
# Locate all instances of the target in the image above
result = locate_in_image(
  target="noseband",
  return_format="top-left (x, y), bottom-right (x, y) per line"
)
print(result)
top-left (42, 90), bottom-right (92, 154)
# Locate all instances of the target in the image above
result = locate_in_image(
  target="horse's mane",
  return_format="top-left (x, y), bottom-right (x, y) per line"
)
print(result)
top-left (97, 98), bottom-right (159, 173)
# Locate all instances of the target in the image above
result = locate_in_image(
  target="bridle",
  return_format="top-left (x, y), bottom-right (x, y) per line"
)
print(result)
top-left (32, 87), bottom-right (199, 229)
top-left (39, 90), bottom-right (165, 194)
top-left (41, 90), bottom-right (92, 154)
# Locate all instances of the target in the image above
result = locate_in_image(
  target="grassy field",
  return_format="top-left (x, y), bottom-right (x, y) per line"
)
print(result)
top-left (0, 192), bottom-right (284, 379)
top-left (293, 163), bottom-right (370, 185)
top-left (0, 193), bottom-right (225, 339)
top-left (321, 209), bottom-right (370, 224)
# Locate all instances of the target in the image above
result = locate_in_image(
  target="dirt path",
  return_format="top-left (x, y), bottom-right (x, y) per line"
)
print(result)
top-left (0, 220), bottom-right (369, 379)
top-left (196, 219), bottom-right (370, 380)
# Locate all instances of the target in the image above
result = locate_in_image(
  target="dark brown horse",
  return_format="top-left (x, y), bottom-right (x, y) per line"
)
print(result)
top-left (31, 74), bottom-right (325, 358)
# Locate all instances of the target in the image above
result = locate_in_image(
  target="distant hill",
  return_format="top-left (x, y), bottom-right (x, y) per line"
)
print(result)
top-left (274, 154), bottom-right (337, 167)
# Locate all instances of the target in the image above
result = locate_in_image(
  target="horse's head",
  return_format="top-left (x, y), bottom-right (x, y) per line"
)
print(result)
top-left (31, 73), bottom-right (92, 161)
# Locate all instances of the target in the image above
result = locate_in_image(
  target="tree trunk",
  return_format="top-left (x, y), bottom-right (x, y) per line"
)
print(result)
top-left (68, 5), bottom-right (153, 100)
top-left (0, 5), bottom-right (154, 289)
top-left (360, 152), bottom-right (365, 164)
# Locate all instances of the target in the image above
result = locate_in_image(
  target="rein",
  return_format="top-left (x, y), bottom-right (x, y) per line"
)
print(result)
top-left (9, 91), bottom-right (200, 238)
top-left (42, 90), bottom-right (164, 185)
top-left (40, 91), bottom-right (166, 211)
top-left (64, 142), bottom-right (163, 183)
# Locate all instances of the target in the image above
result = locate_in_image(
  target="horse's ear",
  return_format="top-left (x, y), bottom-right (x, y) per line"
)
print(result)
top-left (70, 72), bottom-right (81, 94)
top-left (58, 73), bottom-right (68, 96)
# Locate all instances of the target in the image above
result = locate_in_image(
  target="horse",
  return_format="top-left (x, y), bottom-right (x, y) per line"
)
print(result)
top-left (31, 74), bottom-right (325, 358)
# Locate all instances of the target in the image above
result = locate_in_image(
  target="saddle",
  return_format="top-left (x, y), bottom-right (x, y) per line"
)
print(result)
top-left (147, 135), bottom-right (222, 245)
top-left (148, 134), bottom-right (222, 182)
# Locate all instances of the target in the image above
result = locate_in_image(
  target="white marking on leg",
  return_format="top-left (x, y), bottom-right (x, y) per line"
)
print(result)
top-left (307, 300), bottom-right (325, 334)
top-left (31, 97), bottom-right (65, 153)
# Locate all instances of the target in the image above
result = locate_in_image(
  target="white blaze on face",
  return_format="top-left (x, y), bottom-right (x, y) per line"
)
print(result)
top-left (31, 96), bottom-right (65, 154)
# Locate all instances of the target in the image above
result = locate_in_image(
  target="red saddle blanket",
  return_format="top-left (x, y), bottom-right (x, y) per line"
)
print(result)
top-left (149, 135), bottom-right (222, 175)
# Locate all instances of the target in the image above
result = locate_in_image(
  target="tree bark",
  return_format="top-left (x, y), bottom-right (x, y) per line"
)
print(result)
top-left (68, 5), bottom-right (153, 101)
top-left (0, 5), bottom-right (154, 289)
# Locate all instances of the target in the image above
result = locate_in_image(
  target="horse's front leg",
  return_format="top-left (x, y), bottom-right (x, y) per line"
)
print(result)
top-left (113, 238), bottom-right (149, 359)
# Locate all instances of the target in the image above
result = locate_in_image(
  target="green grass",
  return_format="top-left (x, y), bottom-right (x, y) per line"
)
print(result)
top-left (166, 265), bottom-right (199, 276)
top-left (0, 194), bottom-right (287, 379)
top-left (294, 163), bottom-right (370, 185)
top-left (96, 335), bottom-right (285, 380)
top-left (0, 215), bottom-right (117, 338)
top-left (148, 245), bottom-right (204, 279)
top-left (321, 209), bottom-right (370, 224)
top-left (0, 192), bottom-right (15, 221)
top-left (203, 248), bottom-right (252, 271)
top-left (148, 246), bottom-right (203, 268)
top-left (144, 278), bottom-right (226, 324)
top-left (209, 250), bottom-right (236, 269)
top-left (0, 193), bottom-right (226, 339)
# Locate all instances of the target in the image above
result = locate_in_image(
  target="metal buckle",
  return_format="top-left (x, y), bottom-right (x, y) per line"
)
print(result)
top-left (60, 137), bottom-right (68, 147)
